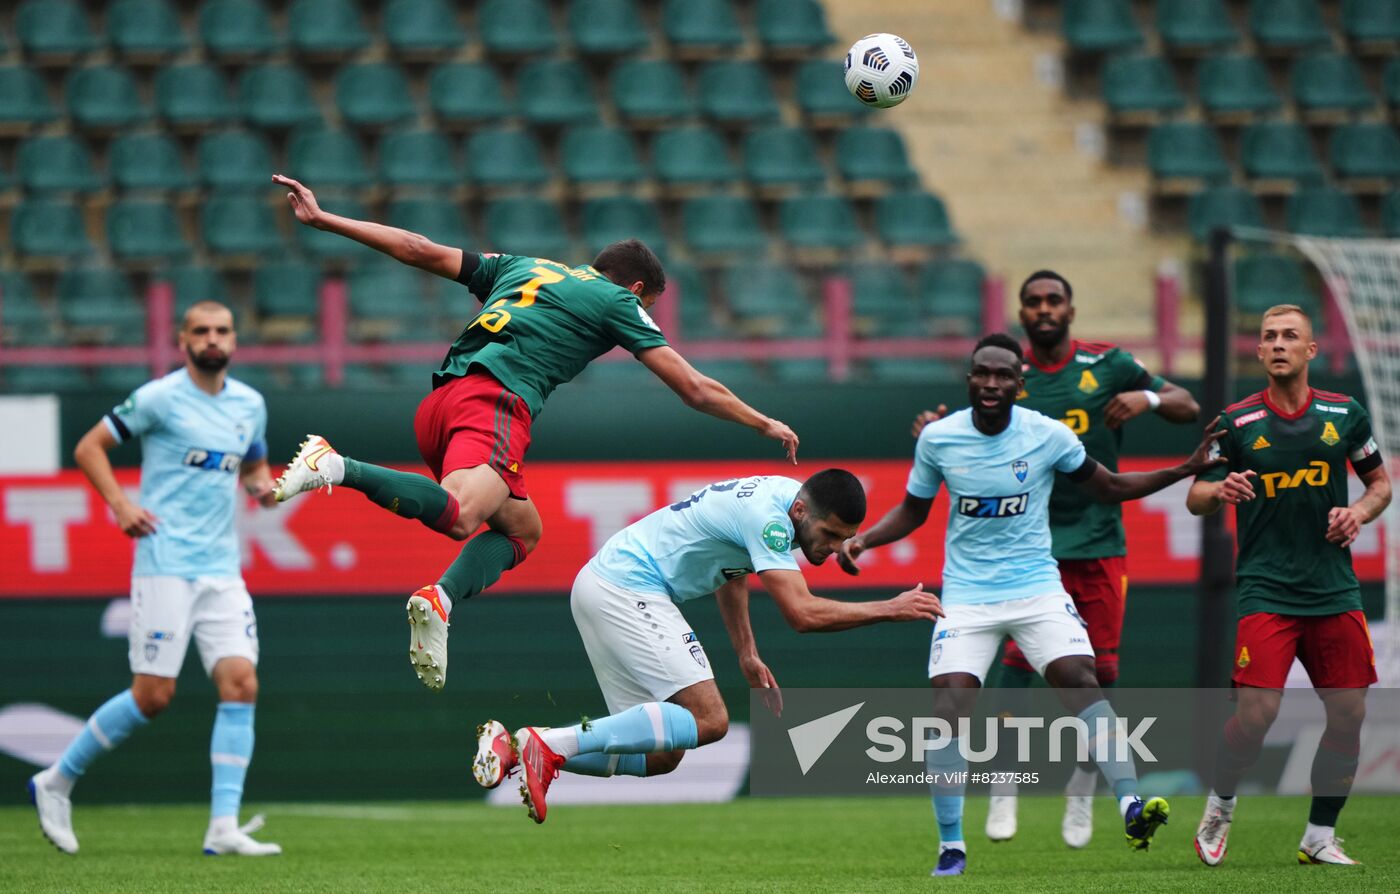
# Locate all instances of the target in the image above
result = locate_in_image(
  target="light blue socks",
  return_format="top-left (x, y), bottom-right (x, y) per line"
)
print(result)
top-left (562, 753), bottom-right (648, 777)
top-left (1079, 698), bottom-right (1139, 799)
top-left (927, 736), bottom-right (968, 846)
top-left (57, 690), bottom-right (149, 780)
top-left (210, 703), bottom-right (255, 818)
top-left (576, 703), bottom-right (698, 754)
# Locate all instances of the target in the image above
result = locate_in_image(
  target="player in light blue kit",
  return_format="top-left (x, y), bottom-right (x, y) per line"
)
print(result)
top-left (28, 302), bottom-right (282, 857)
top-left (470, 469), bottom-right (943, 823)
top-left (839, 334), bottom-right (1223, 877)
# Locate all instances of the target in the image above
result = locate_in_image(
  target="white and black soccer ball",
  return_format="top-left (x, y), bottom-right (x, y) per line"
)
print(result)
top-left (844, 33), bottom-right (919, 109)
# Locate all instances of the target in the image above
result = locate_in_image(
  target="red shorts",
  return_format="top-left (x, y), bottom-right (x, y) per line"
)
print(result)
top-left (413, 371), bottom-right (532, 498)
top-left (1232, 610), bottom-right (1377, 689)
top-left (1003, 556), bottom-right (1127, 684)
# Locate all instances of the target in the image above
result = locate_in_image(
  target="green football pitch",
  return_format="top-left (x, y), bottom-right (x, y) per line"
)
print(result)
top-left (3, 796), bottom-right (1396, 893)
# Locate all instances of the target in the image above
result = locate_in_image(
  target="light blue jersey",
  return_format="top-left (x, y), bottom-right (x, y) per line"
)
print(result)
top-left (589, 476), bottom-right (801, 603)
top-left (104, 369), bottom-right (267, 578)
top-left (908, 406), bottom-right (1087, 606)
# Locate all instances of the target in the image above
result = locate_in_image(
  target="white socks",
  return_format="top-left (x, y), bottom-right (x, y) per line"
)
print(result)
top-left (1066, 766), bottom-right (1098, 798)
top-left (539, 726), bottom-right (580, 760)
top-left (1302, 821), bottom-right (1334, 845)
top-left (1118, 795), bottom-right (1137, 818)
top-left (38, 765), bottom-right (75, 798)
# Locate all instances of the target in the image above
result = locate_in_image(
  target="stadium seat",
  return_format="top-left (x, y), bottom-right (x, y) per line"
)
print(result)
top-left (1197, 53), bottom-right (1281, 115)
top-left (724, 263), bottom-right (819, 336)
top-left (16, 0), bottom-right (99, 60)
top-left (1157, 0), bottom-right (1238, 50)
top-left (0, 67), bottom-right (58, 129)
top-left (255, 259), bottom-right (321, 317)
top-left (756, 0), bottom-right (834, 54)
top-left (109, 0), bottom-right (189, 58)
top-left (1101, 54), bottom-right (1185, 116)
top-left (1062, 0), bottom-right (1143, 52)
top-left (743, 126), bottom-right (825, 191)
top-left (561, 126), bottom-right (644, 186)
top-left (379, 131), bottom-right (460, 188)
top-left (348, 261), bottom-right (438, 331)
top-left (1330, 123), bottom-right (1400, 180)
top-left (663, 0), bottom-right (744, 57)
top-left (836, 126), bottom-right (917, 188)
top-left (480, 0), bottom-right (558, 56)
top-left (65, 65), bottom-right (148, 129)
top-left (484, 197), bottom-right (572, 261)
top-left (779, 193), bottom-right (861, 252)
top-left (1286, 186), bottom-right (1367, 237)
top-left (297, 196), bottom-right (375, 259)
top-left (5, 366), bottom-right (91, 392)
top-left (200, 0), bottom-right (281, 59)
top-left (288, 0), bottom-right (369, 57)
top-left (795, 60), bottom-right (873, 124)
top-left (57, 268), bottom-right (145, 344)
top-left (1383, 191), bottom-right (1400, 237)
top-left (691, 359), bottom-right (761, 382)
top-left (611, 60), bottom-right (694, 125)
top-left (387, 198), bottom-right (473, 248)
top-left (156, 64), bottom-right (237, 130)
top-left (198, 130), bottom-right (275, 191)
top-left (1188, 186), bottom-right (1265, 242)
top-left (239, 64), bottom-right (321, 129)
top-left (1147, 122), bottom-right (1230, 182)
top-left (336, 63), bottom-right (417, 128)
top-left (876, 190), bottom-right (958, 248)
top-left (17, 135), bottom-right (101, 193)
top-left (1240, 122), bottom-right (1324, 182)
top-left (699, 61), bottom-right (781, 125)
top-left (162, 264), bottom-right (230, 318)
top-left (1234, 252), bottom-right (1316, 314)
top-left (1292, 52), bottom-right (1376, 115)
top-left (202, 195), bottom-right (283, 256)
top-left (1250, 0), bottom-right (1329, 51)
top-left (569, 0), bottom-right (650, 56)
top-left (768, 359), bottom-right (832, 384)
top-left (101, 365), bottom-right (155, 393)
top-left (288, 128), bottom-right (373, 189)
top-left (1343, 0), bottom-right (1400, 44)
top-left (682, 195), bottom-right (767, 257)
top-left (665, 261), bottom-right (722, 339)
top-left (867, 358), bottom-right (963, 384)
top-left (1388, 58), bottom-right (1400, 109)
top-left (465, 129), bottom-right (549, 189)
top-left (848, 263), bottom-right (918, 337)
top-left (518, 61), bottom-right (599, 125)
top-left (0, 270), bottom-right (57, 346)
top-left (11, 199), bottom-right (92, 259)
top-left (107, 200), bottom-right (191, 261)
top-left (581, 196), bottom-right (666, 256)
top-left (429, 63), bottom-right (509, 126)
top-left (653, 126), bottom-right (739, 188)
top-left (384, 0), bottom-right (465, 59)
top-left (919, 259), bottom-right (985, 337)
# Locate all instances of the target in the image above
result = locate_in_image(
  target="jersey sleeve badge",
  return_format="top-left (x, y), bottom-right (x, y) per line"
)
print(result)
top-left (761, 521), bottom-right (790, 552)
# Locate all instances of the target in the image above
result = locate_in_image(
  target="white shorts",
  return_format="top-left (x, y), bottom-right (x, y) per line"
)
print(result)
top-left (571, 564), bottom-right (714, 715)
top-left (927, 592), bottom-right (1093, 682)
top-left (129, 575), bottom-right (260, 678)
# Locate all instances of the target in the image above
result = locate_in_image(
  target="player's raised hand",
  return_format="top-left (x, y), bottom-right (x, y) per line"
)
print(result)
top-left (762, 418), bottom-right (799, 465)
top-left (1325, 505), bottom-right (1363, 548)
top-left (911, 405), bottom-right (949, 438)
top-left (1184, 417), bottom-right (1229, 475)
top-left (836, 536), bottom-right (865, 575)
top-left (1104, 391), bottom-right (1151, 429)
top-left (887, 583), bottom-right (944, 621)
top-left (271, 174), bottom-right (324, 228)
top-left (1218, 470), bottom-right (1256, 504)
top-left (739, 653), bottom-right (783, 717)
top-left (114, 500), bottom-right (157, 538)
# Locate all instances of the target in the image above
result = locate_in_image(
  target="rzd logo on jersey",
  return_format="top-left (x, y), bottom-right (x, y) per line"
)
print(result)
top-left (1259, 461), bottom-right (1329, 498)
top-left (958, 493), bottom-right (1029, 518)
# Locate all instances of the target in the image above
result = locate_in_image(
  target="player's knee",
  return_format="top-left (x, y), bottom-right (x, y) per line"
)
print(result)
top-left (133, 682), bottom-right (176, 717)
top-left (219, 673), bottom-right (258, 704)
top-left (1238, 699), bottom-right (1279, 734)
top-left (1325, 696), bottom-right (1366, 733)
top-left (645, 750), bottom-right (686, 776)
top-left (695, 705), bottom-right (729, 746)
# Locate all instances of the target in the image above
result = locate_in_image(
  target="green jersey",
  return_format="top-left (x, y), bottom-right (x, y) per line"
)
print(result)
top-left (1019, 340), bottom-right (1165, 560)
top-left (435, 253), bottom-right (669, 416)
top-left (1199, 388), bottom-right (1383, 618)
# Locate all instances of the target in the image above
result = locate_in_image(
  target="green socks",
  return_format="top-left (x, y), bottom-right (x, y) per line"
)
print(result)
top-left (342, 458), bottom-right (459, 534)
top-left (437, 531), bottom-right (526, 603)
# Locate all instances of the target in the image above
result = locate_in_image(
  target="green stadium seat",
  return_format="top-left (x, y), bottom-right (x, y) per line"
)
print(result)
top-left (1240, 122), bottom-right (1323, 182)
top-left (836, 126), bottom-right (917, 187)
top-left (692, 360), bottom-right (761, 381)
top-left (384, 0), bottom-right (465, 58)
top-left (336, 63), bottom-right (417, 128)
top-left (570, 0), bottom-right (649, 56)
top-left (1234, 253), bottom-right (1316, 314)
top-left (107, 200), bottom-right (191, 261)
top-left (1147, 122), bottom-right (1230, 181)
top-left (698, 61), bottom-right (781, 125)
top-left (340, 364), bottom-right (391, 389)
top-left (201, 0), bottom-right (281, 58)
top-left (239, 64), bottom-right (322, 129)
top-left (611, 60), bottom-right (694, 124)
top-left (919, 259), bottom-right (985, 337)
top-left (1157, 0), bottom-right (1238, 50)
top-left (465, 129), bottom-right (549, 189)
top-left (156, 64), bottom-right (237, 129)
top-left (581, 196), bottom-right (666, 256)
top-left (1287, 186), bottom-right (1367, 237)
top-left (756, 0), bottom-right (834, 54)
top-left (0, 67), bottom-right (58, 128)
top-left (768, 359), bottom-right (831, 384)
top-left (1344, 0), bottom-right (1400, 44)
top-left (1388, 58), bottom-right (1400, 109)
top-left (794, 60), bottom-right (872, 124)
top-left (12, 199), bottom-right (92, 258)
top-left (877, 190), bottom-right (957, 248)
top-left (779, 193), bottom-right (861, 252)
top-left (1383, 191), bottom-right (1400, 236)
top-left (682, 195), bottom-right (767, 257)
top-left (484, 197), bottom-right (571, 261)
top-left (0, 270), bottom-right (57, 346)
top-left (663, 0), bottom-right (743, 56)
top-left (561, 125), bottom-right (644, 186)
top-left (665, 261), bottom-right (723, 339)
top-left (1062, 0), bottom-right (1143, 52)
top-left (57, 268), bottom-right (145, 344)
top-left (480, 0), bottom-right (558, 56)
top-left (1250, 0), bottom-right (1329, 51)
top-left (743, 126), bottom-right (826, 190)
top-left (288, 128), bottom-right (373, 189)
top-left (5, 366), bottom-right (92, 392)
top-left (1188, 186), bottom-right (1265, 242)
top-left (724, 264), bottom-right (819, 336)
top-left (1330, 123), bottom-right (1400, 179)
top-left (101, 365), bottom-right (155, 393)
top-left (1101, 54), bottom-right (1185, 115)
top-left (255, 259), bottom-right (321, 317)
top-left (109, 0), bottom-right (189, 58)
top-left (429, 63), bottom-right (509, 126)
top-left (387, 198), bottom-right (473, 248)
top-left (17, 135), bottom-right (101, 193)
top-left (379, 131), bottom-right (460, 188)
top-left (849, 263), bottom-right (919, 337)
top-left (65, 65), bottom-right (148, 129)
top-left (1197, 54), bottom-right (1280, 115)
top-left (289, 0), bottom-right (369, 57)
top-left (518, 61), bottom-right (599, 125)
top-left (198, 130), bottom-right (275, 191)
top-left (17, 0), bottom-right (99, 59)
top-left (297, 196), bottom-right (375, 259)
top-left (866, 358), bottom-right (963, 383)
top-left (348, 260), bottom-right (438, 327)
top-left (1293, 53), bottom-right (1377, 115)
top-left (162, 264), bottom-right (230, 318)
top-left (202, 195), bottom-right (283, 255)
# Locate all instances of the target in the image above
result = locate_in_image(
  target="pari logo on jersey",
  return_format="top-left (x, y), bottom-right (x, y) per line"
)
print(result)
top-left (181, 448), bottom-right (243, 473)
top-left (957, 493), bottom-right (1029, 518)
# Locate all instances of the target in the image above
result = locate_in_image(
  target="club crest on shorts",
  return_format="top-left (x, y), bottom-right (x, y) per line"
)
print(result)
top-left (761, 521), bottom-right (790, 552)
top-left (144, 643), bottom-right (159, 662)
top-left (1012, 460), bottom-right (1029, 482)
top-left (931, 642), bottom-right (943, 664)
top-left (689, 644), bottom-right (708, 669)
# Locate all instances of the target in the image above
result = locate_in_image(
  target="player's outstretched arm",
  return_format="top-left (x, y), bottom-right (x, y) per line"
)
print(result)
top-left (759, 569), bottom-right (943, 633)
top-left (1077, 423), bottom-right (1226, 504)
top-left (272, 174), bottom-right (465, 280)
top-left (715, 578), bottom-right (782, 716)
top-left (639, 346), bottom-right (799, 464)
top-left (837, 492), bottom-right (933, 575)
top-left (73, 421), bottom-right (157, 537)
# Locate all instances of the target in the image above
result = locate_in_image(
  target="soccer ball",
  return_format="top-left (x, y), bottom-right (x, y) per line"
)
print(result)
top-left (844, 33), bottom-right (919, 109)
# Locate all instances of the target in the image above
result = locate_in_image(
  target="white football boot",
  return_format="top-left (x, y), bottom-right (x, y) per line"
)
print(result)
top-left (1062, 766), bottom-right (1097, 849)
top-left (985, 794), bottom-right (1017, 842)
top-left (273, 434), bottom-right (342, 502)
top-left (1298, 835), bottom-right (1359, 865)
top-left (203, 814), bottom-right (282, 856)
top-left (28, 770), bottom-right (78, 855)
top-left (1193, 794), bottom-right (1234, 866)
top-left (407, 585), bottom-right (451, 691)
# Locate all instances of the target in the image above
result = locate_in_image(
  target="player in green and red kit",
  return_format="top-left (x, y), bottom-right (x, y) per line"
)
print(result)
top-left (1189, 304), bottom-right (1390, 868)
top-left (267, 174), bottom-right (799, 692)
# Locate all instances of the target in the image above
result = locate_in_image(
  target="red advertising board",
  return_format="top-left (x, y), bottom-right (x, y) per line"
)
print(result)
top-left (0, 460), bottom-right (1385, 597)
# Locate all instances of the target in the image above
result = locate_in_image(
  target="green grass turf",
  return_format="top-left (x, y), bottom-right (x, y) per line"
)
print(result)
top-left (3, 795), bottom-right (1396, 893)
